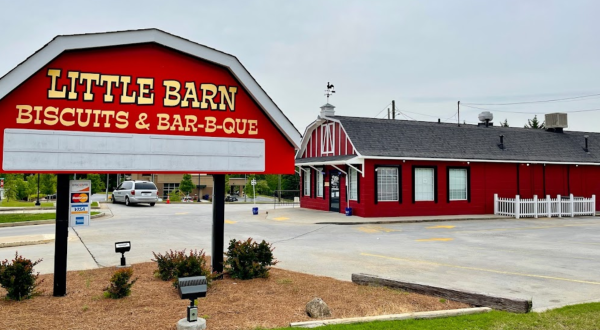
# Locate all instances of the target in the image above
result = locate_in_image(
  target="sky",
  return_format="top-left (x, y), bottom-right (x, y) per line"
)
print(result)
top-left (1, 0), bottom-right (600, 134)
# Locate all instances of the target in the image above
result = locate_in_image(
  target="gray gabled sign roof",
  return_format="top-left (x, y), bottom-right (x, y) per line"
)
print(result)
top-left (0, 28), bottom-right (301, 148)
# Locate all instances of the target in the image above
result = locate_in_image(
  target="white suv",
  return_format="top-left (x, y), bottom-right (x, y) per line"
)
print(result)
top-left (113, 181), bottom-right (158, 206)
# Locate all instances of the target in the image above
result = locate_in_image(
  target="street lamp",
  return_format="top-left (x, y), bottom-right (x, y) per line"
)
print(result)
top-left (35, 174), bottom-right (40, 206)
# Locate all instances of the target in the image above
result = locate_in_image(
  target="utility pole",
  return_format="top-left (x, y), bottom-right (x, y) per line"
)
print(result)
top-left (278, 174), bottom-right (281, 202)
top-left (244, 174), bottom-right (247, 202)
top-left (105, 174), bottom-right (109, 202)
top-left (392, 100), bottom-right (396, 120)
top-left (35, 173), bottom-right (40, 206)
top-left (387, 108), bottom-right (390, 119)
top-left (457, 101), bottom-right (461, 127)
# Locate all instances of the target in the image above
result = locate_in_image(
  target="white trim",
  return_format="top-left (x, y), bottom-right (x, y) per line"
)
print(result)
top-left (0, 29), bottom-right (300, 149)
top-left (297, 116), bottom-right (361, 159)
top-left (338, 122), bottom-right (341, 156)
top-left (330, 164), bottom-right (347, 176)
top-left (346, 163), bottom-right (363, 175)
top-left (364, 155), bottom-right (600, 166)
top-left (321, 116), bottom-right (362, 157)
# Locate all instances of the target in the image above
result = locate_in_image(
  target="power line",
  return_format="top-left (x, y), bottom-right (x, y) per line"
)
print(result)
top-left (462, 104), bottom-right (600, 114)
top-left (463, 92), bottom-right (600, 106)
top-left (374, 102), bottom-right (392, 118)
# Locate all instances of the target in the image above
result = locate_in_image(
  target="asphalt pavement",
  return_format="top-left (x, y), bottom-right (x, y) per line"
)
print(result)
top-left (0, 203), bottom-right (599, 311)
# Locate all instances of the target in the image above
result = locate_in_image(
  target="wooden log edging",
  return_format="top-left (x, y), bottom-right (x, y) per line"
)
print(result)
top-left (352, 273), bottom-right (532, 313)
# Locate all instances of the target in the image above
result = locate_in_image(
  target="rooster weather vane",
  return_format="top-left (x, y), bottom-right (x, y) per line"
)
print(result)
top-left (325, 82), bottom-right (335, 103)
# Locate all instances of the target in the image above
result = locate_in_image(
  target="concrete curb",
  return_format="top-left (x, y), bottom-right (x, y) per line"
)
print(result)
top-left (316, 216), bottom-right (509, 225)
top-left (0, 239), bottom-right (54, 248)
top-left (0, 207), bottom-right (56, 212)
top-left (0, 212), bottom-right (106, 228)
top-left (290, 307), bottom-right (491, 328)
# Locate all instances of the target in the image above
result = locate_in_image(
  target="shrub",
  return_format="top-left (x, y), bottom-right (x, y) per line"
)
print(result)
top-left (225, 238), bottom-right (278, 280)
top-left (168, 190), bottom-right (181, 202)
top-left (151, 249), bottom-right (216, 287)
top-left (104, 268), bottom-right (137, 299)
top-left (0, 252), bottom-right (43, 301)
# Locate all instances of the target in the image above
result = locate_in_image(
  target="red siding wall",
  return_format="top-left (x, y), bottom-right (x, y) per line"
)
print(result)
top-left (300, 160), bottom-right (600, 217)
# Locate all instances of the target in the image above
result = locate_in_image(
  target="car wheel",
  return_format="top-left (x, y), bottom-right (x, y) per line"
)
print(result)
top-left (150, 203), bottom-right (155, 207)
top-left (125, 196), bottom-right (130, 206)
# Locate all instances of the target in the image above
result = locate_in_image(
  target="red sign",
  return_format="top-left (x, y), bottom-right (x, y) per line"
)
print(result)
top-left (0, 35), bottom-right (298, 174)
top-left (0, 178), bottom-right (3, 188)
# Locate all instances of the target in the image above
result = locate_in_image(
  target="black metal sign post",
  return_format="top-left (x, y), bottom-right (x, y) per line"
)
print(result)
top-left (53, 174), bottom-right (70, 296)
top-left (211, 174), bottom-right (225, 276)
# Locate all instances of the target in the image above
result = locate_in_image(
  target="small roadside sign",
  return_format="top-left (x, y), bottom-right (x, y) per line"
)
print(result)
top-left (0, 178), bottom-right (4, 188)
top-left (69, 180), bottom-right (91, 227)
top-left (251, 179), bottom-right (256, 186)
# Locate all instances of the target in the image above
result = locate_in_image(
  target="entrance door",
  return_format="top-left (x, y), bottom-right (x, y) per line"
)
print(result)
top-left (330, 172), bottom-right (340, 212)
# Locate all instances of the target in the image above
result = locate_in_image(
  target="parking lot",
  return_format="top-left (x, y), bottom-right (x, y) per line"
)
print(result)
top-left (0, 203), bottom-right (599, 311)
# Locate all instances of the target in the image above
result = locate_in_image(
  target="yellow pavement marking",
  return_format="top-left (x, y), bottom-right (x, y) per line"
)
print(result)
top-left (175, 212), bottom-right (189, 215)
top-left (452, 222), bottom-right (600, 234)
top-left (416, 238), bottom-right (454, 242)
top-left (225, 220), bottom-right (237, 224)
top-left (273, 217), bottom-right (290, 221)
top-left (427, 225), bottom-right (456, 229)
top-left (361, 252), bottom-right (600, 286)
top-left (357, 225), bottom-right (400, 233)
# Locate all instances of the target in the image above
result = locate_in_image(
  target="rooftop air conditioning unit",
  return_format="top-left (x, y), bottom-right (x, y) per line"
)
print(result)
top-left (545, 113), bottom-right (568, 129)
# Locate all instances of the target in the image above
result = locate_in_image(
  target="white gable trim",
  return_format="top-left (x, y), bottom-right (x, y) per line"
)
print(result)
top-left (296, 116), bottom-right (362, 159)
top-left (0, 29), bottom-right (300, 149)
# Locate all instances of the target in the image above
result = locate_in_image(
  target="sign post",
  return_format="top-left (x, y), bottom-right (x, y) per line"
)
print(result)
top-left (0, 177), bottom-right (4, 203)
top-left (251, 179), bottom-right (257, 205)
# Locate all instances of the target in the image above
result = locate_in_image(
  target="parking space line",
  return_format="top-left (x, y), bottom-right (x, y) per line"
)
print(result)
top-left (225, 220), bottom-right (237, 224)
top-left (426, 225), bottom-right (456, 229)
top-left (273, 217), bottom-right (290, 221)
top-left (175, 212), bottom-right (189, 215)
top-left (357, 226), bottom-right (400, 233)
top-left (361, 252), bottom-right (600, 285)
top-left (416, 238), bottom-right (454, 242)
top-left (452, 222), bottom-right (600, 233)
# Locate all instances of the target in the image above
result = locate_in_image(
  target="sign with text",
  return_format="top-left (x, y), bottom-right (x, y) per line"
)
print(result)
top-left (69, 180), bottom-right (91, 227)
top-left (0, 41), bottom-right (296, 174)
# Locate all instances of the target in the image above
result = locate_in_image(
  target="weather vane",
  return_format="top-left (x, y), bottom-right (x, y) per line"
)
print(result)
top-left (325, 82), bottom-right (335, 102)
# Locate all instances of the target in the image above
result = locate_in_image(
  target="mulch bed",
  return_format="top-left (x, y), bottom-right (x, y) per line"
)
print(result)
top-left (0, 262), bottom-right (469, 329)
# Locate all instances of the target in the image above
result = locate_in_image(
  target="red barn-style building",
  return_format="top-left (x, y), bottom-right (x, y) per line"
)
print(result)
top-left (296, 104), bottom-right (600, 217)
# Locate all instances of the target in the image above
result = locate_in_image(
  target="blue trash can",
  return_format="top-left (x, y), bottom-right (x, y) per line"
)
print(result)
top-left (345, 207), bottom-right (352, 216)
top-left (252, 207), bottom-right (259, 215)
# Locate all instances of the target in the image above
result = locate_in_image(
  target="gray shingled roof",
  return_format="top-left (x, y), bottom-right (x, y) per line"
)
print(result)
top-left (328, 116), bottom-right (600, 163)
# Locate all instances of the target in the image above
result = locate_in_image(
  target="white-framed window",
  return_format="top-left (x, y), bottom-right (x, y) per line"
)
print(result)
top-left (448, 168), bottom-right (468, 201)
top-left (316, 170), bottom-right (323, 197)
top-left (377, 167), bottom-right (398, 201)
top-left (349, 167), bottom-right (358, 200)
top-left (303, 170), bottom-right (311, 196)
top-left (414, 167), bottom-right (434, 201)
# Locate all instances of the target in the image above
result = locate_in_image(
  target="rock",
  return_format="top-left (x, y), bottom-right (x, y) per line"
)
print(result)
top-left (306, 297), bottom-right (331, 318)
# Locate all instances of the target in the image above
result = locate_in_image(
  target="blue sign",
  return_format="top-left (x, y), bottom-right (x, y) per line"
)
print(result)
top-left (76, 217), bottom-right (85, 225)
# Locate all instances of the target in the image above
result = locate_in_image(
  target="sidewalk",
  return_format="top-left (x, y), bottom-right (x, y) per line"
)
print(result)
top-left (0, 234), bottom-right (55, 248)
top-left (264, 207), bottom-right (510, 225)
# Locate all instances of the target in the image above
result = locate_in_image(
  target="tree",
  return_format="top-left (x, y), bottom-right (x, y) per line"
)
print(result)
top-left (501, 119), bottom-right (509, 127)
top-left (524, 115), bottom-right (545, 129)
top-left (2, 174), bottom-right (18, 202)
top-left (88, 174), bottom-right (106, 194)
top-left (26, 175), bottom-right (38, 201)
top-left (40, 174), bottom-right (57, 196)
top-left (15, 176), bottom-right (29, 200)
top-left (179, 174), bottom-right (195, 196)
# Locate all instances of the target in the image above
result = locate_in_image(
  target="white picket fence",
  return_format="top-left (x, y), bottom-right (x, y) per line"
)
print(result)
top-left (494, 194), bottom-right (596, 219)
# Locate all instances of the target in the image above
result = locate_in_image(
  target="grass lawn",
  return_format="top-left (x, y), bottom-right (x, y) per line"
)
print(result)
top-left (0, 200), bottom-right (54, 207)
top-left (91, 201), bottom-right (99, 207)
top-left (272, 303), bottom-right (600, 330)
top-left (0, 211), bottom-right (101, 223)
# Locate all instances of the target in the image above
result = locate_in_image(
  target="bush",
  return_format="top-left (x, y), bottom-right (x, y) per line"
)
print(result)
top-left (225, 238), bottom-right (278, 280)
top-left (168, 190), bottom-right (181, 202)
top-left (104, 268), bottom-right (137, 299)
top-left (151, 249), bottom-right (216, 287)
top-left (0, 252), bottom-right (43, 301)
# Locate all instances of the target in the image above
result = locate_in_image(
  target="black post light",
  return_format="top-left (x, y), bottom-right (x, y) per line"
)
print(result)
top-left (114, 241), bottom-right (131, 267)
top-left (35, 174), bottom-right (41, 206)
top-left (178, 276), bottom-right (207, 322)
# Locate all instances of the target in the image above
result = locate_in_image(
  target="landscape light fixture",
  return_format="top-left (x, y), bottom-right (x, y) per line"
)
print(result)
top-left (178, 276), bottom-right (208, 322)
top-left (114, 241), bottom-right (131, 267)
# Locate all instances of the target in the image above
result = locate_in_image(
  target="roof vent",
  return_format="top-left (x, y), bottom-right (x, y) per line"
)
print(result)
top-left (545, 113), bottom-right (568, 131)
top-left (319, 103), bottom-right (336, 118)
top-left (478, 111), bottom-right (494, 127)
